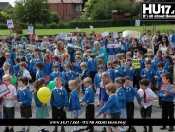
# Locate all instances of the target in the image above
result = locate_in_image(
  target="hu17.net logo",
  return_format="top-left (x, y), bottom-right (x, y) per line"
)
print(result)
top-left (140, 2), bottom-right (175, 21)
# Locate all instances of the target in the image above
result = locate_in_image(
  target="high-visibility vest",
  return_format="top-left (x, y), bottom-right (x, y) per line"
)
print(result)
top-left (132, 58), bottom-right (140, 69)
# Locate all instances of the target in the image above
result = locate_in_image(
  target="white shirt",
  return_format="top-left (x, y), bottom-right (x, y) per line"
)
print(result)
top-left (137, 88), bottom-right (157, 108)
top-left (3, 84), bottom-right (17, 107)
top-left (23, 69), bottom-right (31, 87)
top-left (54, 48), bottom-right (68, 59)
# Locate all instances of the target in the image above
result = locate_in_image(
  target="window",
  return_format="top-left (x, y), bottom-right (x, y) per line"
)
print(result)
top-left (76, 4), bottom-right (82, 11)
top-left (76, 15), bottom-right (82, 20)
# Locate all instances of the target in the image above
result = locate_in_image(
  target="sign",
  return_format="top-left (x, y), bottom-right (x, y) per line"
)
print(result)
top-left (7, 20), bottom-right (14, 29)
top-left (123, 30), bottom-right (140, 39)
top-left (113, 32), bottom-right (118, 38)
top-left (101, 31), bottom-right (109, 37)
top-left (0, 83), bottom-right (10, 98)
top-left (107, 44), bottom-right (121, 48)
top-left (132, 58), bottom-right (140, 69)
top-left (27, 26), bottom-right (34, 34)
top-left (160, 84), bottom-right (175, 93)
top-left (140, 2), bottom-right (175, 21)
top-left (135, 20), bottom-right (140, 26)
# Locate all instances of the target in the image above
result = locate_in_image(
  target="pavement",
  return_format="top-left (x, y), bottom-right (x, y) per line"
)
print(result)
top-left (0, 84), bottom-right (174, 132)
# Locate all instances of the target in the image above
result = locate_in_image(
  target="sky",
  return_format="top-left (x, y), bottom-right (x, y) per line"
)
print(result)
top-left (1, 0), bottom-right (16, 7)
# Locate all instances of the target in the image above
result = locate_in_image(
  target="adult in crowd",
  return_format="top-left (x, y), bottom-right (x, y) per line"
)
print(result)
top-left (159, 36), bottom-right (171, 55)
top-left (93, 41), bottom-right (108, 65)
top-left (0, 51), bottom-right (6, 68)
top-left (54, 41), bottom-right (68, 61)
top-left (152, 30), bottom-right (162, 55)
top-left (128, 38), bottom-right (147, 55)
top-left (143, 30), bottom-right (153, 51)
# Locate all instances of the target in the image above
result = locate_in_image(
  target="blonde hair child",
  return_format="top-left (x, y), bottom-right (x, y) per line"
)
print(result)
top-left (68, 80), bottom-right (83, 131)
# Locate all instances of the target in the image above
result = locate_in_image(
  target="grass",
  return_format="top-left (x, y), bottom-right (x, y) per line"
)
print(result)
top-left (0, 24), bottom-right (174, 36)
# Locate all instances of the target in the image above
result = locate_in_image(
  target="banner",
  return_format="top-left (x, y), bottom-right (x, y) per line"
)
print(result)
top-left (0, 119), bottom-right (174, 126)
top-left (0, 83), bottom-right (10, 98)
top-left (135, 20), bottom-right (140, 26)
top-left (160, 84), bottom-right (175, 93)
top-left (107, 44), bottom-right (120, 48)
top-left (7, 20), bottom-right (14, 29)
top-left (27, 26), bottom-right (34, 34)
top-left (122, 30), bottom-right (140, 39)
top-left (113, 32), bottom-right (118, 38)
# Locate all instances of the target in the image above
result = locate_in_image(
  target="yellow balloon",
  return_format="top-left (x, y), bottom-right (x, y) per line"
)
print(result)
top-left (37, 87), bottom-right (51, 103)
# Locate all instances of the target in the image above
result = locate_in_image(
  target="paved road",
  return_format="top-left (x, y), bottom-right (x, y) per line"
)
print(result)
top-left (0, 84), bottom-right (173, 132)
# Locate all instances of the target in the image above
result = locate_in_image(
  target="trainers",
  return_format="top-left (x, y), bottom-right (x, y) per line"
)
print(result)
top-left (168, 127), bottom-right (174, 131)
top-left (43, 129), bottom-right (49, 132)
top-left (77, 128), bottom-right (85, 131)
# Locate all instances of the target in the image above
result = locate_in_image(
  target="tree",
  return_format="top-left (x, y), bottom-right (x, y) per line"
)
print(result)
top-left (82, 0), bottom-right (98, 19)
top-left (50, 12), bottom-right (60, 24)
top-left (82, 0), bottom-right (138, 20)
top-left (13, 0), bottom-right (51, 34)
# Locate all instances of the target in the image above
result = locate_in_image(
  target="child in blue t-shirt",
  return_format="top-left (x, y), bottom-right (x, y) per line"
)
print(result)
top-left (140, 60), bottom-right (155, 89)
top-left (155, 62), bottom-right (168, 108)
top-left (164, 56), bottom-right (172, 71)
top-left (115, 77), bottom-right (127, 132)
top-left (123, 59), bottom-right (135, 86)
top-left (36, 62), bottom-right (45, 81)
top-left (95, 83), bottom-right (120, 132)
top-left (16, 76), bottom-right (32, 132)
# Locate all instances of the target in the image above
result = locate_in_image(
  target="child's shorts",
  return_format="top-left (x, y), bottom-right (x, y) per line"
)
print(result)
top-left (140, 105), bottom-right (152, 118)
top-left (3, 106), bottom-right (15, 119)
top-left (120, 108), bottom-right (127, 119)
top-left (100, 101), bottom-right (108, 114)
top-left (20, 105), bottom-right (32, 119)
top-left (70, 109), bottom-right (82, 118)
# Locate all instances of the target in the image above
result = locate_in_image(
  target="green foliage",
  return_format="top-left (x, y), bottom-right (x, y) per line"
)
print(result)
top-left (13, 0), bottom-right (51, 34)
top-left (82, 0), bottom-right (97, 19)
top-left (50, 12), bottom-right (60, 24)
top-left (82, 0), bottom-right (140, 20)
top-left (0, 19), bottom-right (170, 30)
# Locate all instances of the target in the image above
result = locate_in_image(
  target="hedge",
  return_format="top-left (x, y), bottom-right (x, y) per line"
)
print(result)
top-left (0, 19), bottom-right (171, 29)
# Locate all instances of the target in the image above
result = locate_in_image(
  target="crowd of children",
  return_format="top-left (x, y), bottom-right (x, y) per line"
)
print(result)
top-left (0, 30), bottom-right (175, 132)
